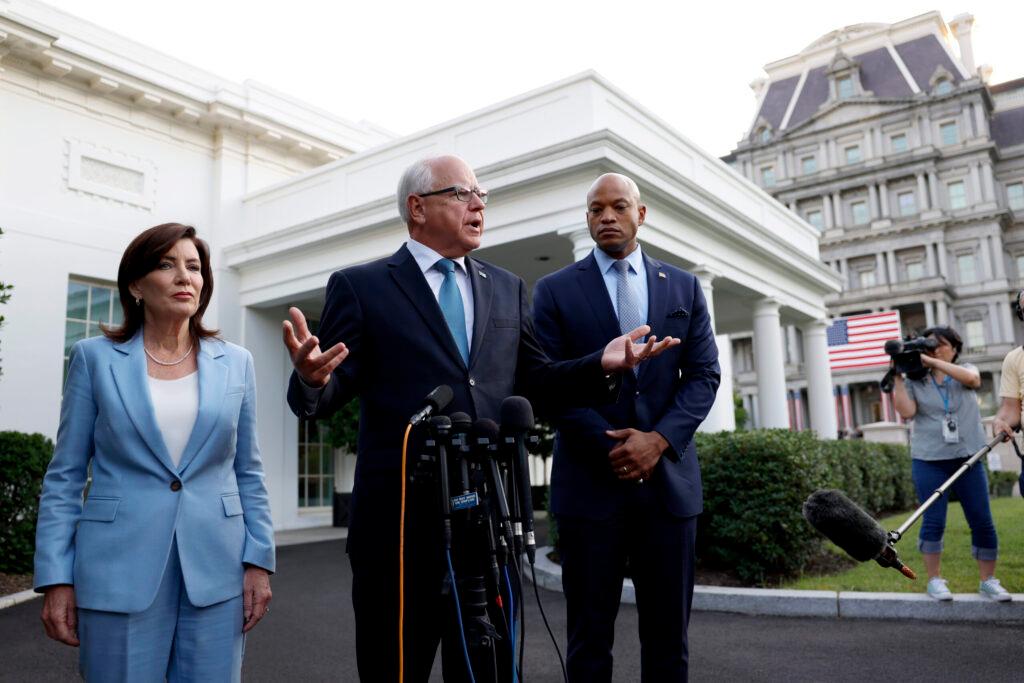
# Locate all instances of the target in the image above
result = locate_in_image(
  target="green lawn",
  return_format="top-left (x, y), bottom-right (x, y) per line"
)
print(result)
top-left (786, 497), bottom-right (1023, 594)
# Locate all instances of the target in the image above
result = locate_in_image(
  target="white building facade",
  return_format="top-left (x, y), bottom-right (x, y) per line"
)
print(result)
top-left (1, 0), bottom-right (839, 530)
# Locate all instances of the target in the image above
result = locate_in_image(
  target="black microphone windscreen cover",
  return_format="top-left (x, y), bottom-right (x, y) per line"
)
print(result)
top-left (500, 396), bottom-right (534, 432)
top-left (449, 412), bottom-right (472, 432)
top-left (471, 418), bottom-right (501, 442)
top-left (427, 385), bottom-right (454, 412)
top-left (429, 415), bottom-right (451, 429)
top-left (802, 489), bottom-right (888, 562)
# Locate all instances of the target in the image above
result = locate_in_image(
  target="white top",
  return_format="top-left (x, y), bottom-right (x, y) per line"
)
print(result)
top-left (148, 372), bottom-right (199, 468)
top-left (405, 238), bottom-right (474, 353)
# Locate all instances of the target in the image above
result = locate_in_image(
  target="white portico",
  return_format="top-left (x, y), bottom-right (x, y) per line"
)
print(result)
top-left (223, 73), bottom-right (842, 528)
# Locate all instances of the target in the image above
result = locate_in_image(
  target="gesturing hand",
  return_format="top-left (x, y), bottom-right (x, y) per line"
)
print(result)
top-left (282, 307), bottom-right (348, 387)
top-left (601, 325), bottom-right (680, 372)
top-left (41, 584), bottom-right (79, 647)
top-left (242, 566), bottom-right (272, 633)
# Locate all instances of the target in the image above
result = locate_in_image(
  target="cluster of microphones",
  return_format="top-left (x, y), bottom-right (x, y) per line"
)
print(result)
top-left (410, 386), bottom-right (540, 567)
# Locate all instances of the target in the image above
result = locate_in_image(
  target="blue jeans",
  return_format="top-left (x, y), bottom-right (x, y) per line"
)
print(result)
top-left (911, 458), bottom-right (998, 560)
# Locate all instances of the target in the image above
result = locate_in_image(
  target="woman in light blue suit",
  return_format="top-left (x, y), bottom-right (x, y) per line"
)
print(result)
top-left (34, 223), bottom-right (275, 682)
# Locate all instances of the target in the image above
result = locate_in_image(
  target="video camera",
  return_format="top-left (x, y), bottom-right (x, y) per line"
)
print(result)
top-left (879, 336), bottom-right (938, 393)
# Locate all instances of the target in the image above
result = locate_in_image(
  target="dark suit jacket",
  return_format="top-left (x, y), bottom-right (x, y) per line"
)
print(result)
top-left (532, 250), bottom-right (720, 520)
top-left (287, 244), bottom-right (615, 554)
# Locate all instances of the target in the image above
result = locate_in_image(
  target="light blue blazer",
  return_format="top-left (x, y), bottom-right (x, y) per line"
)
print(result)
top-left (33, 332), bottom-right (275, 613)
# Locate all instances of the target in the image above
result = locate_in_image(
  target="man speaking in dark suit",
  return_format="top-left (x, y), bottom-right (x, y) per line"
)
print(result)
top-left (532, 173), bottom-right (721, 682)
top-left (282, 156), bottom-right (678, 681)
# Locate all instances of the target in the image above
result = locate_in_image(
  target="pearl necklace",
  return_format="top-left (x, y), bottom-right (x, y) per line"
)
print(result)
top-left (144, 343), bottom-right (194, 366)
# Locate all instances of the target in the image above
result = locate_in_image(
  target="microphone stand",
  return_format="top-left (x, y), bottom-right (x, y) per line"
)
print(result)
top-left (888, 432), bottom-right (1007, 546)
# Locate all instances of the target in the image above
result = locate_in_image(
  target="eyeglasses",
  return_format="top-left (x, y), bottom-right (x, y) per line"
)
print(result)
top-left (416, 185), bottom-right (489, 205)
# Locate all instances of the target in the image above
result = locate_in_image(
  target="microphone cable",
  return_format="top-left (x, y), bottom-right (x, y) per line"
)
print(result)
top-left (503, 565), bottom-right (520, 682)
top-left (446, 549), bottom-right (477, 683)
top-left (531, 561), bottom-right (568, 683)
top-left (398, 422), bottom-right (412, 683)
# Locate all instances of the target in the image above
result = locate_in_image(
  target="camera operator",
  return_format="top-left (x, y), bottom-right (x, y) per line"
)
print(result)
top-left (992, 290), bottom-right (1024, 498)
top-left (891, 326), bottom-right (1011, 602)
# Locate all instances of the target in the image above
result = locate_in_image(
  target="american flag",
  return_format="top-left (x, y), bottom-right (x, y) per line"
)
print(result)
top-left (826, 311), bottom-right (902, 371)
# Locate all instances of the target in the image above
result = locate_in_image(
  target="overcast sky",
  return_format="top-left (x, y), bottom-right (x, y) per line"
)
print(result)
top-left (39, 0), bottom-right (1024, 157)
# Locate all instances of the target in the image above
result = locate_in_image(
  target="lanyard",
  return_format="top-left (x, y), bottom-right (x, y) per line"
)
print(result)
top-left (930, 373), bottom-right (954, 414)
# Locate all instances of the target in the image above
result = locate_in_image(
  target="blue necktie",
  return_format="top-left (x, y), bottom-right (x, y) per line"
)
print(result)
top-left (614, 259), bottom-right (644, 374)
top-left (435, 258), bottom-right (469, 364)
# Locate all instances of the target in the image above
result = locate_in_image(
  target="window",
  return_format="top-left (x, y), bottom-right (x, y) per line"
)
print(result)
top-left (898, 191), bottom-right (917, 216)
top-left (65, 280), bottom-right (121, 384)
top-left (948, 181), bottom-right (967, 210)
top-left (805, 210), bottom-right (824, 230)
top-left (940, 122), bottom-right (959, 146)
top-left (1016, 254), bottom-right (1024, 277)
top-left (801, 156), bottom-right (817, 175)
top-left (906, 261), bottom-right (925, 281)
top-left (857, 269), bottom-right (876, 289)
top-left (957, 253), bottom-right (977, 284)
top-left (844, 145), bottom-right (862, 165)
top-left (965, 320), bottom-right (985, 349)
top-left (935, 79), bottom-right (954, 95)
top-left (851, 201), bottom-right (869, 225)
top-left (759, 128), bottom-right (772, 143)
top-left (297, 418), bottom-right (334, 508)
top-left (837, 76), bottom-right (854, 99)
top-left (1008, 182), bottom-right (1024, 210)
top-left (761, 166), bottom-right (776, 187)
top-left (890, 133), bottom-right (908, 153)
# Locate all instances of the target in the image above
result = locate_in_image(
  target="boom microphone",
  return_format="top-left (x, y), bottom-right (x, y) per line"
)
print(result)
top-left (409, 385), bottom-right (454, 426)
top-left (803, 489), bottom-right (916, 579)
top-left (500, 396), bottom-right (537, 564)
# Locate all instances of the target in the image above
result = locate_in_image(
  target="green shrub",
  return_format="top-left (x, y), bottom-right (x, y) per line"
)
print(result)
top-left (0, 431), bottom-right (54, 573)
top-left (988, 470), bottom-right (1019, 498)
top-left (695, 430), bottom-right (914, 584)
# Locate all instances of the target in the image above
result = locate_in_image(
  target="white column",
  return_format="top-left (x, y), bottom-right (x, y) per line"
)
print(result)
top-left (916, 173), bottom-right (930, 211)
top-left (823, 194), bottom-right (835, 229)
top-left (800, 320), bottom-right (838, 440)
top-left (1001, 301), bottom-right (1016, 346)
top-left (978, 236), bottom-right (993, 280)
top-left (753, 298), bottom-right (790, 429)
top-left (992, 233), bottom-right (1007, 279)
top-left (921, 114), bottom-right (933, 146)
top-left (878, 181), bottom-right (890, 217)
top-left (887, 250), bottom-right (898, 285)
top-left (693, 267), bottom-right (735, 433)
top-left (839, 258), bottom-right (848, 290)
top-left (988, 301), bottom-right (1002, 344)
top-left (936, 241), bottom-right (948, 279)
top-left (819, 140), bottom-right (829, 169)
top-left (875, 253), bottom-right (886, 285)
top-left (928, 171), bottom-right (941, 210)
top-left (982, 163), bottom-right (995, 202)
top-left (832, 191), bottom-right (843, 227)
top-left (969, 163), bottom-right (983, 204)
top-left (868, 184), bottom-right (880, 220)
top-left (786, 325), bottom-right (800, 365)
top-left (864, 128), bottom-right (874, 158)
top-left (924, 300), bottom-right (935, 328)
top-left (926, 241), bottom-right (937, 277)
top-left (936, 299), bottom-right (949, 324)
top-left (562, 228), bottom-right (593, 262)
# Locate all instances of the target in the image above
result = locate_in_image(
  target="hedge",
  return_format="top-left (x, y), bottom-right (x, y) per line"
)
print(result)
top-left (0, 431), bottom-right (54, 574)
top-left (694, 430), bottom-right (915, 584)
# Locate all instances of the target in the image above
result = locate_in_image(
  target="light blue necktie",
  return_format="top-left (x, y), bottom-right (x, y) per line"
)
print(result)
top-left (614, 259), bottom-right (644, 374)
top-left (435, 258), bottom-right (469, 364)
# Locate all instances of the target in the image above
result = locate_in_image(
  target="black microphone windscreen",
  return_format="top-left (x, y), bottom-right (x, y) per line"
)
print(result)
top-left (500, 396), bottom-right (534, 432)
top-left (883, 339), bottom-right (902, 355)
top-left (803, 489), bottom-right (888, 562)
top-left (427, 385), bottom-right (454, 412)
top-left (471, 418), bottom-right (501, 443)
top-left (450, 412), bottom-right (472, 432)
top-left (429, 415), bottom-right (451, 429)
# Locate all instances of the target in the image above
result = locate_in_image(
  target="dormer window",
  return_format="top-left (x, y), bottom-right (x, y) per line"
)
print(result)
top-left (759, 127), bottom-right (772, 143)
top-left (935, 79), bottom-right (953, 95)
top-left (827, 49), bottom-right (871, 102)
top-left (929, 65), bottom-right (956, 96)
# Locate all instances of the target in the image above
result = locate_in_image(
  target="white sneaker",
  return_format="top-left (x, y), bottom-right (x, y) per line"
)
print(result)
top-left (979, 577), bottom-right (1012, 602)
top-left (926, 577), bottom-right (953, 601)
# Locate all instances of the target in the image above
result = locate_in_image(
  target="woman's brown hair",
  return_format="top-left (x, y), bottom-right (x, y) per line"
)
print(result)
top-left (103, 223), bottom-right (219, 343)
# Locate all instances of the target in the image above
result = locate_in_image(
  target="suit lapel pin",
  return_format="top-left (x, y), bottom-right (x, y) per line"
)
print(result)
top-left (479, 271), bottom-right (488, 279)
top-left (658, 272), bottom-right (666, 279)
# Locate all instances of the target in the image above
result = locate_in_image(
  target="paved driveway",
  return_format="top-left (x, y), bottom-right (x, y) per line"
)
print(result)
top-left (2, 539), bottom-right (1020, 682)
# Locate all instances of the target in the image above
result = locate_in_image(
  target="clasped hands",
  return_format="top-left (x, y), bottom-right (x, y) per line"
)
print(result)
top-left (283, 306), bottom-right (680, 385)
top-left (606, 428), bottom-right (668, 482)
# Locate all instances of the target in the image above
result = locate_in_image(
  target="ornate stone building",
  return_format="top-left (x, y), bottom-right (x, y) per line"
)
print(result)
top-left (725, 11), bottom-right (1024, 430)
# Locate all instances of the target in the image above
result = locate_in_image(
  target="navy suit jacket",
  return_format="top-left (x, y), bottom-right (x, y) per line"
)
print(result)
top-left (532, 250), bottom-right (720, 520)
top-left (287, 244), bottom-right (616, 554)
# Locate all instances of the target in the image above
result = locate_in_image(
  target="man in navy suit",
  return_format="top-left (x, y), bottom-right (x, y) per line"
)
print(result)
top-left (283, 156), bottom-right (677, 681)
top-left (532, 173), bottom-right (721, 682)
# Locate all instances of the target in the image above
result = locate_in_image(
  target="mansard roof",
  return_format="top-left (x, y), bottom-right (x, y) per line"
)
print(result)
top-left (991, 107), bottom-right (1024, 149)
